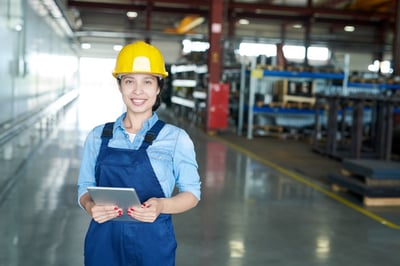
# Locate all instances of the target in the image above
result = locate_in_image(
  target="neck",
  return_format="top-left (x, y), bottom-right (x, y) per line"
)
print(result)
top-left (123, 112), bottom-right (152, 133)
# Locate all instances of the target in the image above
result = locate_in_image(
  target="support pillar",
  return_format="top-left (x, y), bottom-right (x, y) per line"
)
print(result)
top-left (208, 0), bottom-right (223, 84)
top-left (145, 2), bottom-right (152, 43)
top-left (393, 0), bottom-right (400, 75)
top-left (206, 0), bottom-right (228, 133)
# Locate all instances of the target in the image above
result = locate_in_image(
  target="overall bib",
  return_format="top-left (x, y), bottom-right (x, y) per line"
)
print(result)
top-left (84, 120), bottom-right (177, 266)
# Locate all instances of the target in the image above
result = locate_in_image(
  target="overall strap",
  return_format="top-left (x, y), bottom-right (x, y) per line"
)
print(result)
top-left (100, 122), bottom-right (114, 149)
top-left (140, 120), bottom-right (165, 149)
top-left (95, 122), bottom-right (114, 185)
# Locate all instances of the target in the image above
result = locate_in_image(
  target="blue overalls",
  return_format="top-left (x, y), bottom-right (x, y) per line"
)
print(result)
top-left (84, 120), bottom-right (177, 266)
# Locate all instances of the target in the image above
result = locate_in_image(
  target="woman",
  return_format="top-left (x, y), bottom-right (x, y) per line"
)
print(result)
top-left (77, 41), bottom-right (201, 266)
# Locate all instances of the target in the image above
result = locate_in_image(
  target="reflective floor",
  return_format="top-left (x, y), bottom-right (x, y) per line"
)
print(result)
top-left (1, 90), bottom-right (400, 266)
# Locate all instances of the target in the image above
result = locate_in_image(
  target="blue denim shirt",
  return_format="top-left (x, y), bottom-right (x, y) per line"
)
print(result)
top-left (77, 112), bottom-right (201, 207)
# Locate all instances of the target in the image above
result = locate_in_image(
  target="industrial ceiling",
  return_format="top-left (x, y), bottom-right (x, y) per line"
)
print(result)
top-left (55, 0), bottom-right (397, 58)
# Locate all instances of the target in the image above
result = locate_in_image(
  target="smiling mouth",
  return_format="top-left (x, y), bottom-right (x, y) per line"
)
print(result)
top-left (131, 99), bottom-right (146, 105)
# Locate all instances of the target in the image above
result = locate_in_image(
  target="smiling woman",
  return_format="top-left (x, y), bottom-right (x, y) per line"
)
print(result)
top-left (77, 41), bottom-right (201, 266)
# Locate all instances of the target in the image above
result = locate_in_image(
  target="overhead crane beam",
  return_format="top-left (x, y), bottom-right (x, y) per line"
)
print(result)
top-left (67, 0), bottom-right (393, 23)
top-left (66, 1), bottom-right (208, 16)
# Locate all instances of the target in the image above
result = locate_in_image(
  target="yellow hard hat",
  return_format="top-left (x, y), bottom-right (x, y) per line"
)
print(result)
top-left (112, 41), bottom-right (168, 78)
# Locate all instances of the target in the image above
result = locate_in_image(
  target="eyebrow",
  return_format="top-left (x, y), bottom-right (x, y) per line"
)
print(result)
top-left (122, 75), bottom-right (156, 80)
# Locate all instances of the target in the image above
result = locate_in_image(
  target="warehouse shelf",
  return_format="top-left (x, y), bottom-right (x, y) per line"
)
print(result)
top-left (171, 96), bottom-right (196, 108)
top-left (170, 63), bottom-right (240, 129)
top-left (252, 69), bottom-right (344, 80)
top-left (237, 59), bottom-right (400, 140)
top-left (169, 64), bottom-right (208, 122)
top-left (238, 63), bottom-right (346, 139)
top-left (253, 105), bottom-right (322, 115)
top-left (348, 82), bottom-right (400, 90)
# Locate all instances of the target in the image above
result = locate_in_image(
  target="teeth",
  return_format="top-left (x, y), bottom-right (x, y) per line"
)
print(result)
top-left (132, 99), bottom-right (145, 103)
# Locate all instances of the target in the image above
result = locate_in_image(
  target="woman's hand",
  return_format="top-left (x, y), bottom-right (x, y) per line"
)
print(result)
top-left (126, 192), bottom-right (199, 222)
top-left (90, 204), bottom-right (123, 223)
top-left (127, 198), bottom-right (163, 223)
top-left (80, 192), bottom-right (122, 223)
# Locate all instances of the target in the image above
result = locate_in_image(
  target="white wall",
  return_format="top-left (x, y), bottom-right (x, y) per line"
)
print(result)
top-left (152, 40), bottom-right (183, 64)
top-left (0, 0), bottom-right (79, 126)
top-left (334, 52), bottom-right (374, 73)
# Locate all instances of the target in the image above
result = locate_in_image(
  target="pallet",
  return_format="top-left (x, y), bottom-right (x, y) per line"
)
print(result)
top-left (363, 197), bottom-right (400, 207)
top-left (253, 125), bottom-right (287, 139)
top-left (282, 95), bottom-right (315, 107)
top-left (253, 124), bottom-right (284, 133)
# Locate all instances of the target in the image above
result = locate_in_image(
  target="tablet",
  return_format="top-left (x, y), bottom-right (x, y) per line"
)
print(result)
top-left (87, 186), bottom-right (142, 222)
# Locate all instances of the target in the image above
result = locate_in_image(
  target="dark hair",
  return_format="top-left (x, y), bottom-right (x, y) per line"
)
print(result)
top-left (117, 75), bottom-right (164, 111)
top-left (153, 77), bottom-right (164, 111)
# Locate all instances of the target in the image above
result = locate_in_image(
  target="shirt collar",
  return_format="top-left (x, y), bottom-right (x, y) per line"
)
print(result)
top-left (113, 112), bottom-right (159, 135)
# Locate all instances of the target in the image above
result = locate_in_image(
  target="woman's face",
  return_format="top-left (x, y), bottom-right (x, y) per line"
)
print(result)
top-left (119, 73), bottom-right (160, 116)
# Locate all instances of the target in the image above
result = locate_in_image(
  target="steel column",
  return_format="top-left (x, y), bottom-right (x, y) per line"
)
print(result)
top-left (208, 0), bottom-right (223, 83)
top-left (394, 0), bottom-right (400, 75)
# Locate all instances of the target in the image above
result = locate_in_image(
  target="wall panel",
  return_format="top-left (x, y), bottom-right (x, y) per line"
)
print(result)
top-left (0, 0), bottom-right (79, 126)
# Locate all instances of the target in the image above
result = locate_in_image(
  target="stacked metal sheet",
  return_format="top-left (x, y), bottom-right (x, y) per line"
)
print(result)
top-left (328, 159), bottom-right (400, 206)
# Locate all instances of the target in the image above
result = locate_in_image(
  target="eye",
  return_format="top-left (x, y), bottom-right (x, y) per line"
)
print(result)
top-left (144, 79), bottom-right (154, 85)
top-left (123, 78), bottom-right (134, 85)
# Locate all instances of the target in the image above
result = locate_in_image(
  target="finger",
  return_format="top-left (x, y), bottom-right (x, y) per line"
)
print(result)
top-left (143, 198), bottom-right (158, 207)
top-left (92, 205), bottom-right (122, 223)
top-left (93, 210), bottom-right (122, 223)
top-left (127, 207), bottom-right (157, 222)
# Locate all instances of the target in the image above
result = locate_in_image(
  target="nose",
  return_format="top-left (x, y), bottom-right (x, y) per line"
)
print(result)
top-left (131, 84), bottom-right (143, 94)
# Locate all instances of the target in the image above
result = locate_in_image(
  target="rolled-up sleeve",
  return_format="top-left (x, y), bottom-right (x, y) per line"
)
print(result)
top-left (77, 129), bottom-right (100, 208)
top-left (173, 130), bottom-right (201, 200)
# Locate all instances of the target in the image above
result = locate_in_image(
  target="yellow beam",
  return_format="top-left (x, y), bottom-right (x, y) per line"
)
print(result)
top-left (349, 0), bottom-right (394, 12)
top-left (176, 15), bottom-right (205, 34)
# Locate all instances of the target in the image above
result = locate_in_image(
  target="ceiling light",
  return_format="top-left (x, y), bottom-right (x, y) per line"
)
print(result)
top-left (126, 11), bottom-right (138, 18)
top-left (15, 24), bottom-right (23, 31)
top-left (238, 19), bottom-right (250, 25)
top-left (293, 24), bottom-right (302, 29)
top-left (81, 43), bottom-right (91, 49)
top-left (344, 25), bottom-right (355, 32)
top-left (113, 45), bottom-right (123, 51)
